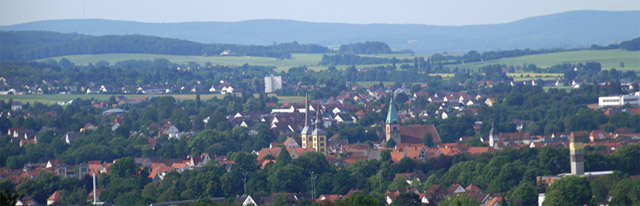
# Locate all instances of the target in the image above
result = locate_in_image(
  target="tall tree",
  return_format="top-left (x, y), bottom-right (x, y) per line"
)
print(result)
top-left (543, 176), bottom-right (591, 206)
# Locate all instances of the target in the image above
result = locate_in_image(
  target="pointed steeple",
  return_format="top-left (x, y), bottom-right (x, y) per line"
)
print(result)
top-left (312, 104), bottom-right (327, 135)
top-left (304, 92), bottom-right (309, 127)
top-left (315, 105), bottom-right (319, 128)
top-left (386, 98), bottom-right (399, 124)
top-left (489, 121), bottom-right (498, 148)
top-left (301, 92), bottom-right (312, 135)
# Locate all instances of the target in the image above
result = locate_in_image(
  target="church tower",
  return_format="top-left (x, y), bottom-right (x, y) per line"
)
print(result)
top-left (301, 93), bottom-right (312, 149)
top-left (569, 132), bottom-right (584, 175)
top-left (489, 121), bottom-right (498, 149)
top-left (311, 105), bottom-right (327, 154)
top-left (385, 98), bottom-right (401, 144)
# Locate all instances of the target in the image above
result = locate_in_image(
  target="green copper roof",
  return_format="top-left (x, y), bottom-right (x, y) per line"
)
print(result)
top-left (386, 98), bottom-right (399, 124)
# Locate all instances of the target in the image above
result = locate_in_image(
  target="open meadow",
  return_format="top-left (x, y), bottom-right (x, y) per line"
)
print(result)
top-left (40, 53), bottom-right (325, 72)
top-left (40, 49), bottom-right (639, 74)
top-left (454, 49), bottom-right (640, 71)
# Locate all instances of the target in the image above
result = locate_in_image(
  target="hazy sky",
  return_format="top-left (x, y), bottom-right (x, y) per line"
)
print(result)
top-left (1, 0), bottom-right (639, 26)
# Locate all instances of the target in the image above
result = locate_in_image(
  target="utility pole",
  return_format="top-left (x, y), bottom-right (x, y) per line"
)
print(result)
top-left (310, 171), bottom-right (317, 199)
top-left (242, 172), bottom-right (247, 196)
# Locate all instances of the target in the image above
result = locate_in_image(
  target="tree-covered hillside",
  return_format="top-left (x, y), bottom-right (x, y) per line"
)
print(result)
top-left (0, 31), bottom-right (329, 61)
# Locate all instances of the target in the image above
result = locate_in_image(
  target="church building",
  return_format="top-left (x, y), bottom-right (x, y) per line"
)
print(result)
top-left (385, 98), bottom-right (441, 145)
top-left (301, 93), bottom-right (327, 154)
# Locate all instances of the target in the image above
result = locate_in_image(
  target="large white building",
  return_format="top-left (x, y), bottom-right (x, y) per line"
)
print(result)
top-left (264, 75), bottom-right (282, 93)
top-left (598, 92), bottom-right (640, 107)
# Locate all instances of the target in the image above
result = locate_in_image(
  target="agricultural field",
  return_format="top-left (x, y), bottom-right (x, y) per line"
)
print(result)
top-left (40, 53), bottom-right (325, 72)
top-left (0, 94), bottom-right (304, 105)
top-left (359, 53), bottom-right (432, 59)
top-left (39, 49), bottom-right (639, 74)
top-left (508, 73), bottom-right (564, 81)
top-left (454, 49), bottom-right (640, 71)
top-left (355, 81), bottom-right (395, 87)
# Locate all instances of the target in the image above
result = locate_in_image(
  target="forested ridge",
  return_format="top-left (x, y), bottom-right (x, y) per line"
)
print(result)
top-left (0, 31), bottom-right (329, 61)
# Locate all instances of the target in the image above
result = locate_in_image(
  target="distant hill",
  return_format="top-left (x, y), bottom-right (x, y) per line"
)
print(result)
top-left (0, 31), bottom-right (329, 61)
top-left (1, 10), bottom-right (639, 53)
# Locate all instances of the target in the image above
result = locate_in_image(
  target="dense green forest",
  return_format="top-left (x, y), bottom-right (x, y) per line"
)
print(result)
top-left (0, 31), bottom-right (329, 61)
top-left (337, 41), bottom-right (394, 54)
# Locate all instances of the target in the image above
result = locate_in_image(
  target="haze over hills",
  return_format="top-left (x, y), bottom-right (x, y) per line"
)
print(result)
top-left (1, 10), bottom-right (639, 53)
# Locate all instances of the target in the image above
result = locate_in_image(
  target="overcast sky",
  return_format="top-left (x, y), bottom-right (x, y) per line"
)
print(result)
top-left (1, 0), bottom-right (639, 26)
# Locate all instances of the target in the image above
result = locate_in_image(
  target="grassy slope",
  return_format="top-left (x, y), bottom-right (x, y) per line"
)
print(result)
top-left (40, 53), bottom-right (324, 72)
top-left (40, 49), bottom-right (639, 73)
top-left (456, 49), bottom-right (640, 71)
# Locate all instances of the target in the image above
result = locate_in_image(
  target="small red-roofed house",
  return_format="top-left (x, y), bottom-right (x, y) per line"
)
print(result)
top-left (47, 190), bottom-right (62, 205)
top-left (447, 184), bottom-right (466, 195)
top-left (589, 130), bottom-right (613, 142)
top-left (315, 194), bottom-right (340, 203)
top-left (424, 184), bottom-right (447, 204)
top-left (485, 196), bottom-right (505, 206)
top-left (465, 184), bottom-right (482, 193)
top-left (390, 152), bottom-right (408, 163)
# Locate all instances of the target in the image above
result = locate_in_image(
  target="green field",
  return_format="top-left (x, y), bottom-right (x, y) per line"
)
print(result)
top-left (41, 53), bottom-right (325, 72)
top-left (355, 81), bottom-right (395, 87)
top-left (429, 73), bottom-right (455, 78)
top-left (40, 49), bottom-right (640, 73)
top-left (359, 54), bottom-right (432, 59)
top-left (455, 49), bottom-right (640, 71)
top-left (0, 94), bottom-right (305, 105)
top-left (508, 73), bottom-right (564, 81)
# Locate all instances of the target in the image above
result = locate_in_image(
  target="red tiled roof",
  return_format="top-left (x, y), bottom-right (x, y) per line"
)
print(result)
top-left (447, 184), bottom-right (463, 194)
top-left (400, 124), bottom-right (441, 144)
top-left (48, 190), bottom-right (62, 202)
top-left (627, 108), bottom-right (640, 115)
top-left (468, 147), bottom-right (489, 155)
top-left (465, 184), bottom-right (482, 192)
top-left (390, 152), bottom-right (407, 163)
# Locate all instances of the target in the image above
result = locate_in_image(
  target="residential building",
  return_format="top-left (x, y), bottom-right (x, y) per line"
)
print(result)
top-left (264, 74), bottom-right (282, 93)
top-left (598, 92), bottom-right (640, 107)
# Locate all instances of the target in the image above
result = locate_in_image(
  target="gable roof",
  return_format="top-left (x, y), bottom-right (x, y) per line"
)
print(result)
top-left (390, 152), bottom-right (408, 163)
top-left (465, 184), bottom-right (482, 192)
top-left (400, 124), bottom-right (441, 144)
top-left (447, 184), bottom-right (466, 194)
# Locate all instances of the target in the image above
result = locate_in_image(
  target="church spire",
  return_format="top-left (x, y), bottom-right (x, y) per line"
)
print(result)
top-left (304, 92), bottom-right (309, 127)
top-left (386, 98), bottom-right (399, 124)
top-left (301, 92), bottom-right (312, 135)
top-left (489, 121), bottom-right (497, 148)
top-left (314, 104), bottom-right (319, 128)
top-left (312, 104), bottom-right (327, 136)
